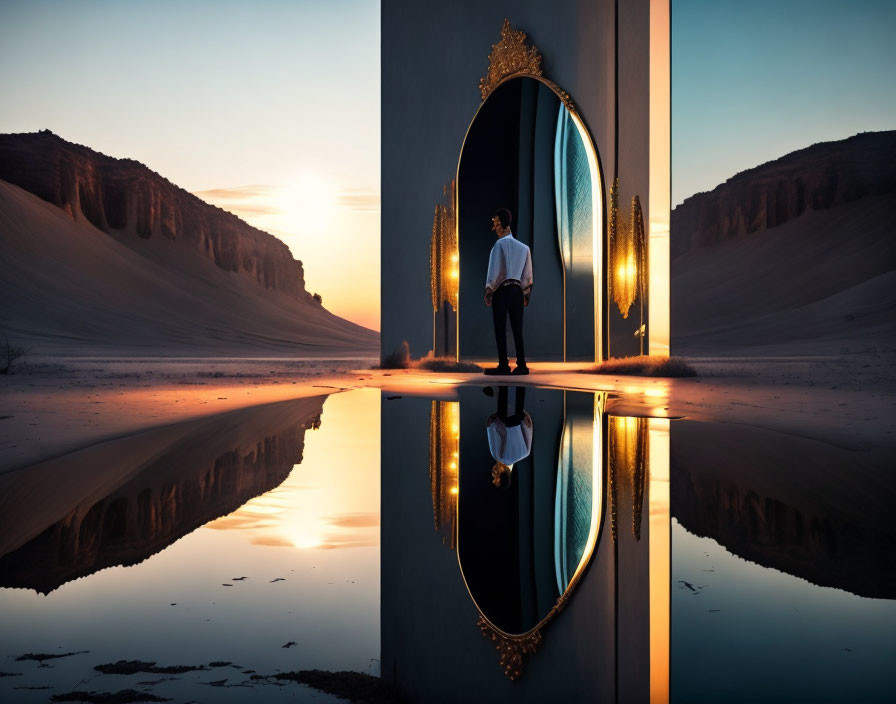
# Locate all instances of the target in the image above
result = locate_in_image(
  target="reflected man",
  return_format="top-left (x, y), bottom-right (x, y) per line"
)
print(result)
top-left (485, 386), bottom-right (533, 488)
top-left (484, 208), bottom-right (533, 375)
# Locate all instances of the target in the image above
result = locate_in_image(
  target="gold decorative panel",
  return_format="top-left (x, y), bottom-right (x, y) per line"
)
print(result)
top-left (479, 19), bottom-right (543, 101)
top-left (429, 181), bottom-right (458, 314)
top-left (608, 415), bottom-right (648, 542)
top-left (429, 400), bottom-right (459, 548)
top-left (479, 19), bottom-right (572, 109)
top-left (609, 179), bottom-right (647, 322)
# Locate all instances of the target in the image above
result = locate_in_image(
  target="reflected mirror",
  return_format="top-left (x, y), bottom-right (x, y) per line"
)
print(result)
top-left (457, 76), bottom-right (603, 362)
top-left (456, 386), bottom-right (603, 635)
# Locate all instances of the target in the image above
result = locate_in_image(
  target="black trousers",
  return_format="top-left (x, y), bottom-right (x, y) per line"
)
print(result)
top-left (496, 386), bottom-right (526, 426)
top-left (492, 283), bottom-right (525, 367)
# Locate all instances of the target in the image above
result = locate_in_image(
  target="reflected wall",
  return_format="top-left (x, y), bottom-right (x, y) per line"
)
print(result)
top-left (381, 387), bottom-right (670, 701)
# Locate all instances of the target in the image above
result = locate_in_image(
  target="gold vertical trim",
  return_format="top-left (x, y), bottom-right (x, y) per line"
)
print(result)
top-left (648, 417), bottom-right (670, 703)
top-left (649, 0), bottom-right (671, 357)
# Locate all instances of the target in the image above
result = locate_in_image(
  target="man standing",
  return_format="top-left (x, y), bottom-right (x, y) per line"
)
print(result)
top-left (484, 208), bottom-right (533, 375)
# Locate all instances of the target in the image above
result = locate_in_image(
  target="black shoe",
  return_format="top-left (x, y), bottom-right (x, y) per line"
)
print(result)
top-left (511, 365), bottom-right (530, 376)
top-left (484, 365), bottom-right (512, 376)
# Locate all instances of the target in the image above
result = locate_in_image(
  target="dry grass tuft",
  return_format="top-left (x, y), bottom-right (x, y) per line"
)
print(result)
top-left (376, 342), bottom-right (481, 373)
top-left (588, 355), bottom-right (696, 377)
top-left (416, 357), bottom-right (482, 373)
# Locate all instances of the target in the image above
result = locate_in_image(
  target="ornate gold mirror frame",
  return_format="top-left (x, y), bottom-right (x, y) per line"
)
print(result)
top-left (454, 19), bottom-right (605, 363)
top-left (445, 392), bottom-right (605, 679)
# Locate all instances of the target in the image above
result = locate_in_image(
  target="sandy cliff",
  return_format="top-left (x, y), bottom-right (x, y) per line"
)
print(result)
top-left (0, 130), bottom-right (307, 296)
top-left (672, 131), bottom-right (896, 257)
top-left (671, 131), bottom-right (896, 354)
top-left (0, 132), bottom-right (378, 354)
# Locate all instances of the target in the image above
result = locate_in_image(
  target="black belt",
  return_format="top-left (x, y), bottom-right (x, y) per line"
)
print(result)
top-left (499, 279), bottom-right (521, 288)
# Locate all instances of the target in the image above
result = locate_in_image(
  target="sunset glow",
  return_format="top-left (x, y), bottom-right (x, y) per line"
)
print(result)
top-left (206, 389), bottom-right (381, 551)
top-left (0, 0), bottom-right (381, 332)
top-left (195, 181), bottom-right (381, 331)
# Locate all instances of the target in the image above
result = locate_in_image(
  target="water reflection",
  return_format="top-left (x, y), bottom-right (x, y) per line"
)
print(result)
top-left (670, 420), bottom-right (896, 703)
top-left (389, 385), bottom-right (670, 698)
top-left (0, 391), bottom-right (380, 704)
top-left (388, 386), bottom-right (896, 703)
top-left (0, 397), bottom-right (325, 593)
top-left (458, 387), bottom-right (599, 642)
top-left (2, 386), bottom-right (893, 703)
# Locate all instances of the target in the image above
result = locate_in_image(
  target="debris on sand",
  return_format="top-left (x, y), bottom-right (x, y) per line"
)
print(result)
top-left (16, 651), bottom-right (89, 662)
top-left (50, 690), bottom-right (172, 703)
top-left (94, 660), bottom-right (212, 675)
top-left (274, 670), bottom-right (403, 703)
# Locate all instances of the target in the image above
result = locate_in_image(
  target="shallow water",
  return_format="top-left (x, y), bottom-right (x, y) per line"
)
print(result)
top-left (0, 389), bottom-right (380, 703)
top-left (1, 385), bottom-right (893, 703)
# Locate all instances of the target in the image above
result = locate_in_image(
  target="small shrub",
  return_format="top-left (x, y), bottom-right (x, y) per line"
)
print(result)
top-left (1, 336), bottom-right (30, 374)
top-left (378, 341), bottom-right (411, 369)
top-left (588, 355), bottom-right (696, 378)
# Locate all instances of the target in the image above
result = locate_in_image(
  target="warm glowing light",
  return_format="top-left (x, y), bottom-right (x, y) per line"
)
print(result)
top-left (287, 514), bottom-right (325, 549)
top-left (278, 172), bottom-right (339, 237)
top-left (430, 182), bottom-right (459, 314)
top-left (649, 0), bottom-right (671, 359)
top-left (648, 417), bottom-right (670, 703)
top-left (430, 401), bottom-right (460, 549)
top-left (610, 181), bottom-right (646, 321)
top-left (205, 390), bottom-right (381, 552)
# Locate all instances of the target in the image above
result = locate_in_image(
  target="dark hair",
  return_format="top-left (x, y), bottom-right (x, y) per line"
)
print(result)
top-left (491, 462), bottom-right (512, 490)
top-left (494, 208), bottom-right (512, 229)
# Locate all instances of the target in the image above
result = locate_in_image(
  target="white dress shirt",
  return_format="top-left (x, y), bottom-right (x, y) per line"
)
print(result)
top-left (487, 412), bottom-right (534, 467)
top-left (485, 232), bottom-right (534, 293)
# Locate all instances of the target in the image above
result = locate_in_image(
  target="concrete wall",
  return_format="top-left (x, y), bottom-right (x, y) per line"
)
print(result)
top-left (381, 0), bottom-right (636, 361)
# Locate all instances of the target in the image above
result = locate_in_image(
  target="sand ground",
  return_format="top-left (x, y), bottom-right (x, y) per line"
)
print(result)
top-left (2, 351), bottom-right (893, 474)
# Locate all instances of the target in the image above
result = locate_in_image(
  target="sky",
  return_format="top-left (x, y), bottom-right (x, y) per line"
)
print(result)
top-left (1, 0), bottom-right (894, 327)
top-left (672, 0), bottom-right (896, 206)
top-left (0, 0), bottom-right (381, 331)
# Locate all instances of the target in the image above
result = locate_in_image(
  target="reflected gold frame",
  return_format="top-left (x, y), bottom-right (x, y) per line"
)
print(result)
top-left (455, 19), bottom-right (606, 363)
top-left (456, 391), bottom-right (607, 679)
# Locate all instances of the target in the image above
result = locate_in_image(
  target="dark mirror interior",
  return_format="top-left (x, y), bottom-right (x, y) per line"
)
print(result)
top-left (458, 77), bottom-right (599, 362)
top-left (457, 386), bottom-right (601, 634)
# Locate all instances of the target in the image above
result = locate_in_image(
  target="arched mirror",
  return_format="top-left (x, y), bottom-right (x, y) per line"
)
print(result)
top-left (457, 76), bottom-right (604, 362)
top-left (455, 387), bottom-right (604, 672)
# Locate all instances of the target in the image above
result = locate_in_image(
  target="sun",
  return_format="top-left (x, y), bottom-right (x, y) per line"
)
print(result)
top-left (276, 171), bottom-right (339, 237)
